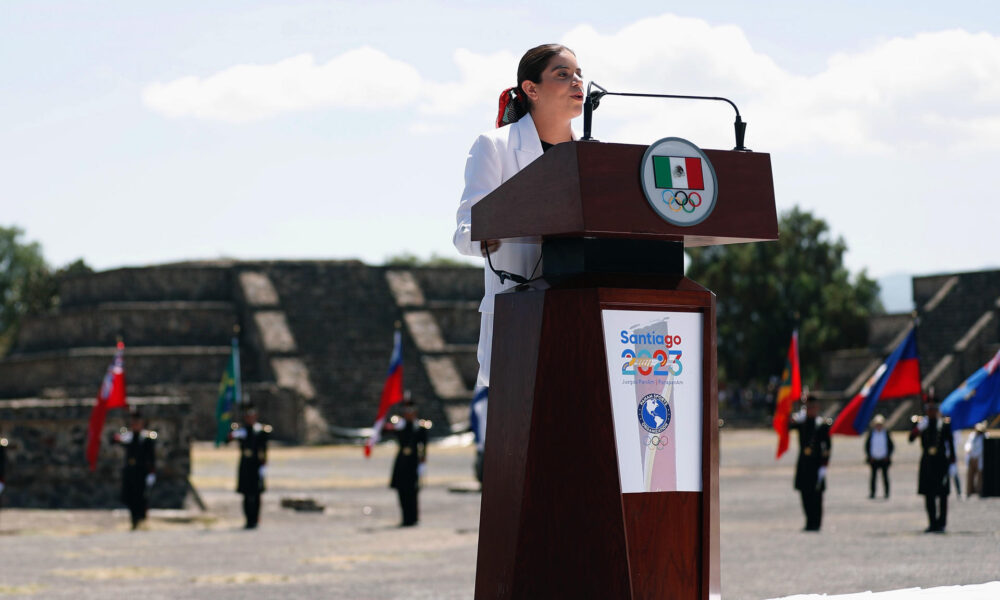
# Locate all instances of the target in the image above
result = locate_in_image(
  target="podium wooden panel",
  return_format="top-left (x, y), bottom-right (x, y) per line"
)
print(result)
top-left (471, 141), bottom-right (777, 246)
top-left (472, 141), bottom-right (773, 599)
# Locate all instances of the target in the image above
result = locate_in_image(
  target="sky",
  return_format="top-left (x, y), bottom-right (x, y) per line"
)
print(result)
top-left (3, 1), bottom-right (999, 300)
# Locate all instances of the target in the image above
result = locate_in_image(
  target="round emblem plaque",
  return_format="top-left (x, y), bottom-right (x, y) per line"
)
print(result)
top-left (640, 137), bottom-right (718, 226)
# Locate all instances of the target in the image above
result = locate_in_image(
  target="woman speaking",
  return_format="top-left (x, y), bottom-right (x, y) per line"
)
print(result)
top-left (453, 43), bottom-right (584, 434)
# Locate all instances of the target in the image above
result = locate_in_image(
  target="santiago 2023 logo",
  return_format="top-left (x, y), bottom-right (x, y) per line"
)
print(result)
top-left (618, 329), bottom-right (683, 377)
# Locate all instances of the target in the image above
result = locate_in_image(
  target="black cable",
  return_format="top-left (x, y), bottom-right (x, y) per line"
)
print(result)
top-left (483, 243), bottom-right (543, 286)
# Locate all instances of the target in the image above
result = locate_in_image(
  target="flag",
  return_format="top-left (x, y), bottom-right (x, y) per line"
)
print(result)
top-left (215, 336), bottom-right (241, 446)
top-left (365, 329), bottom-right (404, 457)
top-left (470, 386), bottom-right (488, 448)
top-left (653, 156), bottom-right (705, 190)
top-left (773, 330), bottom-right (802, 458)
top-left (831, 327), bottom-right (921, 436)
top-left (85, 340), bottom-right (127, 471)
top-left (941, 349), bottom-right (1000, 430)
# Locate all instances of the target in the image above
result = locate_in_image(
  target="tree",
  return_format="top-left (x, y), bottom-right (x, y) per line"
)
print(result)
top-left (0, 226), bottom-right (91, 356)
top-left (686, 207), bottom-right (882, 387)
top-left (383, 252), bottom-right (471, 267)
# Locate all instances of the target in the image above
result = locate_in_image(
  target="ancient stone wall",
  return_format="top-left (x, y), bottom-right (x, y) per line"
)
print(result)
top-left (0, 261), bottom-right (483, 444)
top-left (0, 397), bottom-right (191, 509)
top-left (915, 270), bottom-right (1000, 393)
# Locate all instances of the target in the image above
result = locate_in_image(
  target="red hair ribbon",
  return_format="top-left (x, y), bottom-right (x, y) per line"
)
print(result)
top-left (496, 87), bottom-right (520, 128)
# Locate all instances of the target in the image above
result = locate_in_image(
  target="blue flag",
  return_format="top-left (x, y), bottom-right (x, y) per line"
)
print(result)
top-left (941, 349), bottom-right (1000, 430)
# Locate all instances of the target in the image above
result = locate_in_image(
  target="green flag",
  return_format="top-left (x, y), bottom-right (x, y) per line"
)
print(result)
top-left (215, 337), bottom-right (241, 446)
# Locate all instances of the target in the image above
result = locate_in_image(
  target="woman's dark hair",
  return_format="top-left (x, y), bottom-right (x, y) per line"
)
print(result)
top-left (496, 43), bottom-right (575, 127)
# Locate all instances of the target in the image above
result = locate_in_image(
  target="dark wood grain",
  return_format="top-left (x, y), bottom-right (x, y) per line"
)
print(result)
top-left (622, 492), bottom-right (702, 599)
top-left (474, 290), bottom-right (545, 599)
top-left (473, 139), bottom-right (747, 598)
top-left (471, 141), bottom-right (778, 247)
top-left (600, 283), bottom-right (720, 600)
top-left (476, 280), bottom-right (720, 599)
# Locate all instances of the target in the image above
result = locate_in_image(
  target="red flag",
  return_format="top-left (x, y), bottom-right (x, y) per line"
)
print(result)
top-left (831, 327), bottom-right (921, 436)
top-left (86, 341), bottom-right (127, 471)
top-left (364, 330), bottom-right (403, 457)
top-left (773, 330), bottom-right (801, 459)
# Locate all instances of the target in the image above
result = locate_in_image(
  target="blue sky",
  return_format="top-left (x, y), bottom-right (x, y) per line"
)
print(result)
top-left (3, 1), bottom-right (999, 294)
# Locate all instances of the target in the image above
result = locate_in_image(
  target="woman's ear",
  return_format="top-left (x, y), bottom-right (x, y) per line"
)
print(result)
top-left (521, 80), bottom-right (538, 102)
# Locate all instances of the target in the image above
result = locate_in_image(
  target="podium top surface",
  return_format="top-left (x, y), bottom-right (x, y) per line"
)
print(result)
top-left (471, 141), bottom-right (778, 247)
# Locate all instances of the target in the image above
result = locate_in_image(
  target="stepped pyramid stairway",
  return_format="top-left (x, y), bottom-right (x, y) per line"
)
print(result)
top-left (819, 269), bottom-right (1000, 429)
top-left (0, 261), bottom-right (484, 443)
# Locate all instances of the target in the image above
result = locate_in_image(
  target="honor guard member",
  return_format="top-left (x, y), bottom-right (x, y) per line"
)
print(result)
top-left (909, 396), bottom-right (956, 532)
top-left (0, 435), bottom-right (8, 506)
top-left (229, 402), bottom-right (270, 529)
top-left (111, 408), bottom-right (157, 530)
top-left (789, 395), bottom-right (832, 531)
top-left (865, 414), bottom-right (894, 499)
top-left (385, 399), bottom-right (428, 526)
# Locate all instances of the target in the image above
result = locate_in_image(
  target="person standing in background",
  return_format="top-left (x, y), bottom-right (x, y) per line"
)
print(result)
top-left (964, 421), bottom-right (987, 497)
top-left (230, 402), bottom-right (271, 529)
top-left (0, 435), bottom-right (7, 510)
top-left (385, 400), bottom-right (428, 526)
top-left (865, 414), bottom-right (894, 499)
top-left (909, 397), bottom-right (956, 532)
top-left (789, 396), bottom-right (832, 531)
top-left (111, 408), bottom-right (156, 530)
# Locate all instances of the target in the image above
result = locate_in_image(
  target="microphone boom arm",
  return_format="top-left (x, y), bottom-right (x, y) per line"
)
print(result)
top-left (581, 82), bottom-right (749, 151)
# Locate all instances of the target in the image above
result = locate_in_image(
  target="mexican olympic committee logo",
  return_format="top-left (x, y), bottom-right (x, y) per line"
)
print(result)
top-left (639, 137), bottom-right (718, 227)
top-left (637, 393), bottom-right (671, 434)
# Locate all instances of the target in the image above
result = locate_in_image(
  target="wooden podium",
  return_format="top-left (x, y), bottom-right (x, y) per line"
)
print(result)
top-left (471, 141), bottom-right (777, 599)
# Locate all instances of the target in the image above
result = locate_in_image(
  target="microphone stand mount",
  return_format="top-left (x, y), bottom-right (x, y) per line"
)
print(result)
top-left (581, 81), bottom-right (750, 152)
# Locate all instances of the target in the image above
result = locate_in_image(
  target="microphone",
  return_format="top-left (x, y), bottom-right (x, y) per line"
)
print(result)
top-left (581, 81), bottom-right (750, 152)
top-left (582, 82), bottom-right (607, 142)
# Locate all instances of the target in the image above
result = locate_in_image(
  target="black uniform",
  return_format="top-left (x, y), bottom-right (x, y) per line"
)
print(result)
top-left (0, 437), bottom-right (7, 507)
top-left (864, 428), bottom-right (894, 498)
top-left (389, 418), bottom-right (428, 526)
top-left (909, 416), bottom-right (955, 532)
top-left (113, 429), bottom-right (156, 529)
top-left (233, 422), bottom-right (270, 528)
top-left (790, 415), bottom-right (831, 531)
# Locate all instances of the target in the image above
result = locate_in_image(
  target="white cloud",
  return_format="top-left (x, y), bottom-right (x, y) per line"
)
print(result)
top-left (562, 18), bottom-right (1000, 153)
top-left (141, 16), bottom-right (1000, 153)
top-left (419, 48), bottom-right (517, 116)
top-left (142, 47), bottom-right (423, 122)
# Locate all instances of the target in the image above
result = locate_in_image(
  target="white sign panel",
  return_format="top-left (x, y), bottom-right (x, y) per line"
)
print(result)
top-left (601, 309), bottom-right (703, 493)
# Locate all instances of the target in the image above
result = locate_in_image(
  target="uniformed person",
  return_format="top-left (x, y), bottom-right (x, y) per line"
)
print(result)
top-left (789, 396), bottom-right (831, 531)
top-left (909, 397), bottom-right (956, 532)
top-left (0, 436), bottom-right (8, 507)
top-left (385, 400), bottom-right (428, 527)
top-left (229, 402), bottom-right (270, 529)
top-left (110, 408), bottom-right (157, 530)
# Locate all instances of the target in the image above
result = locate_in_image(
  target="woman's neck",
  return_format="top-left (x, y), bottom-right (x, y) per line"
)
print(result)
top-left (531, 112), bottom-right (573, 144)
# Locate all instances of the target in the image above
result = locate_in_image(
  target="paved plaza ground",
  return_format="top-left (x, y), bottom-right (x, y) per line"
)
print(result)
top-left (0, 429), bottom-right (997, 599)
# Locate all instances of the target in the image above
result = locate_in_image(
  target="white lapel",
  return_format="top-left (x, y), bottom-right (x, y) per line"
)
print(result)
top-left (513, 113), bottom-right (543, 171)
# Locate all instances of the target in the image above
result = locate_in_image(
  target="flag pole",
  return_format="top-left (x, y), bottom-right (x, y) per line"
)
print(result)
top-left (233, 324), bottom-right (242, 406)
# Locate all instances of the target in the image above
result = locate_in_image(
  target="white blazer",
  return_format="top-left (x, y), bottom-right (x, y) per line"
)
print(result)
top-left (453, 113), bottom-right (548, 314)
top-left (453, 113), bottom-right (575, 387)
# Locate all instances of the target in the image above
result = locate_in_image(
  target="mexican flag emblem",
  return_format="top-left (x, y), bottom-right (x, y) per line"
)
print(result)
top-left (652, 156), bottom-right (705, 190)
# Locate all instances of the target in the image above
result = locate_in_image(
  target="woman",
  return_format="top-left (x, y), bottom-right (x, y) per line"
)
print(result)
top-left (453, 43), bottom-right (584, 406)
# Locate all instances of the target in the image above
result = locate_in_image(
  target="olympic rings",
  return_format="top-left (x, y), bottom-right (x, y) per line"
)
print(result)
top-left (661, 190), bottom-right (704, 214)
top-left (647, 434), bottom-right (669, 450)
